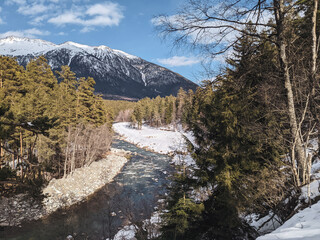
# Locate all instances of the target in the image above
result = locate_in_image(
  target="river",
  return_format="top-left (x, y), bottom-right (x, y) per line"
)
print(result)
top-left (1, 139), bottom-right (173, 240)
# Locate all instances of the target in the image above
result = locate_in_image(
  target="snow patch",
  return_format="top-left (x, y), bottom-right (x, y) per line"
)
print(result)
top-left (257, 201), bottom-right (320, 240)
top-left (113, 122), bottom-right (194, 154)
top-left (108, 225), bottom-right (136, 240)
top-left (113, 49), bottom-right (139, 60)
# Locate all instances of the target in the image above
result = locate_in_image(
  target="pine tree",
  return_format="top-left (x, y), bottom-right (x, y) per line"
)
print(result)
top-left (162, 31), bottom-right (288, 238)
top-left (132, 104), bottom-right (143, 129)
top-left (55, 65), bottom-right (78, 126)
top-left (176, 87), bottom-right (187, 124)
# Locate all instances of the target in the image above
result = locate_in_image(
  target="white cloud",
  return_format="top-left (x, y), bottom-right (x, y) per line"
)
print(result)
top-left (5, 0), bottom-right (26, 5)
top-left (29, 15), bottom-right (48, 25)
top-left (4, 1), bottom-right (124, 33)
top-left (157, 56), bottom-right (201, 67)
top-left (18, 4), bottom-right (50, 16)
top-left (0, 28), bottom-right (50, 38)
top-left (0, 7), bottom-right (3, 24)
top-left (48, 2), bottom-right (124, 31)
top-left (48, 11), bottom-right (82, 25)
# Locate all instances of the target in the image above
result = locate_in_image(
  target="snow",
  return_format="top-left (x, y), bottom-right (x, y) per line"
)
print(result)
top-left (108, 225), bottom-right (136, 240)
top-left (62, 41), bottom-right (92, 50)
top-left (299, 176), bottom-right (320, 202)
top-left (257, 201), bottom-right (320, 240)
top-left (113, 122), bottom-right (320, 240)
top-left (246, 213), bottom-right (282, 234)
top-left (171, 154), bottom-right (196, 166)
top-left (113, 49), bottom-right (139, 60)
top-left (256, 166), bottom-right (320, 239)
top-left (0, 36), bottom-right (56, 56)
top-left (110, 211), bottom-right (162, 240)
top-left (311, 159), bottom-right (320, 174)
top-left (141, 72), bottom-right (147, 86)
top-left (0, 36), bottom-right (139, 61)
top-left (113, 122), bottom-right (195, 154)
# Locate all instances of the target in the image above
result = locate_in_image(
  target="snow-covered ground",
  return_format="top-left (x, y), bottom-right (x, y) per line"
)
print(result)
top-left (257, 201), bottom-right (320, 240)
top-left (108, 211), bottom-right (162, 240)
top-left (255, 174), bottom-right (320, 239)
top-left (113, 122), bottom-right (195, 155)
top-left (114, 122), bottom-right (320, 240)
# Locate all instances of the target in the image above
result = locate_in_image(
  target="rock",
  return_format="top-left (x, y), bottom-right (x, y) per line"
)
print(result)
top-left (1, 148), bottom-right (131, 227)
top-left (41, 149), bottom-right (130, 215)
top-left (111, 212), bottom-right (117, 216)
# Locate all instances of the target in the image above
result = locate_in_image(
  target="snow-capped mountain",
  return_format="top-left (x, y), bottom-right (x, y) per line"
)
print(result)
top-left (0, 36), bottom-right (197, 99)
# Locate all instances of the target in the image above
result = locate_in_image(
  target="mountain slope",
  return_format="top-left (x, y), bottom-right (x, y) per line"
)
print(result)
top-left (0, 36), bottom-right (198, 99)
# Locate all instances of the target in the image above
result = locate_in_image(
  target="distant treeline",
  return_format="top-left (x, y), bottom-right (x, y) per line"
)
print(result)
top-left (127, 88), bottom-right (194, 129)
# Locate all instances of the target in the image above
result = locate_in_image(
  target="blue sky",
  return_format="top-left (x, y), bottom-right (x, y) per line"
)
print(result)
top-left (0, 0), bottom-right (210, 84)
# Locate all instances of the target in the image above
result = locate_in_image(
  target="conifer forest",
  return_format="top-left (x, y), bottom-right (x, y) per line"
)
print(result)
top-left (2, 0), bottom-right (320, 240)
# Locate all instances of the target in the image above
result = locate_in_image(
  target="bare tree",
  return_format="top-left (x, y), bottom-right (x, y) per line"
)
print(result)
top-left (115, 109), bottom-right (134, 122)
top-left (155, 0), bottom-right (319, 187)
top-left (63, 123), bottom-right (112, 176)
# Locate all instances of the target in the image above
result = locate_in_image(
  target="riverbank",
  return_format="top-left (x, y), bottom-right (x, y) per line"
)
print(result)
top-left (0, 148), bottom-right (130, 227)
top-left (113, 122), bottom-right (195, 153)
top-left (111, 123), bottom-right (197, 239)
top-left (113, 122), bottom-right (196, 167)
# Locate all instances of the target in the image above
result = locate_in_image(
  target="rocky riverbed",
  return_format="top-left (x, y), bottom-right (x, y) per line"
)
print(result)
top-left (0, 148), bottom-right (130, 227)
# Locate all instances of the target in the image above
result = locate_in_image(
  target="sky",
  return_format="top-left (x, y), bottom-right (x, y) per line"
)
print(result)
top-left (0, 0), bottom-right (212, 84)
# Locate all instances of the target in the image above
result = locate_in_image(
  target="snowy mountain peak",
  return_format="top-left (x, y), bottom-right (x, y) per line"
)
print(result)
top-left (0, 36), bottom-right (56, 55)
top-left (113, 49), bottom-right (139, 60)
top-left (0, 36), bottom-right (140, 60)
top-left (0, 36), bottom-right (197, 99)
top-left (60, 41), bottom-right (91, 49)
top-left (0, 36), bottom-right (55, 46)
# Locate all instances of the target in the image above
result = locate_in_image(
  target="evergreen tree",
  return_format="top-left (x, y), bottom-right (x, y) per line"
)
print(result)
top-left (56, 65), bottom-right (78, 125)
top-left (132, 104), bottom-right (143, 129)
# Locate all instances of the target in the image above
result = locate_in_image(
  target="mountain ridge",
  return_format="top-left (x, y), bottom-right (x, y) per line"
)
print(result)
top-left (0, 36), bottom-right (197, 99)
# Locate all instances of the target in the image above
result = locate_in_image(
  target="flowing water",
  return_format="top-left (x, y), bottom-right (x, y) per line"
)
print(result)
top-left (2, 139), bottom-right (173, 240)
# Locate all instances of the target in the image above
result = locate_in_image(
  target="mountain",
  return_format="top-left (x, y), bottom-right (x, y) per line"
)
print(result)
top-left (0, 36), bottom-right (198, 100)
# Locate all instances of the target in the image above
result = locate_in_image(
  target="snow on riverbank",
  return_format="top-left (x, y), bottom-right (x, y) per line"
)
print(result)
top-left (113, 122), bottom-right (196, 155)
top-left (255, 173), bottom-right (320, 239)
top-left (109, 211), bottom-right (162, 240)
top-left (112, 123), bottom-right (199, 239)
top-left (257, 201), bottom-right (320, 240)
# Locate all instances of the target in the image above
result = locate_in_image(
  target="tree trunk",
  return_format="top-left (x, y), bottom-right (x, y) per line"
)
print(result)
top-left (307, 0), bottom-right (318, 185)
top-left (311, 0), bottom-right (318, 81)
top-left (0, 139), bottom-right (4, 169)
top-left (20, 128), bottom-right (24, 177)
top-left (12, 153), bottom-right (15, 169)
top-left (274, 0), bottom-right (307, 186)
top-left (76, 90), bottom-right (79, 121)
top-left (64, 126), bottom-right (71, 178)
top-left (0, 70), bottom-right (3, 88)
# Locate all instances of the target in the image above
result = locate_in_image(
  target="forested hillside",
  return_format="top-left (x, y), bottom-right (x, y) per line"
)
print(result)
top-left (0, 56), bottom-right (112, 195)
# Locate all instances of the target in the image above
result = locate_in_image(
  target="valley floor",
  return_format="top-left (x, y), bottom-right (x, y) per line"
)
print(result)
top-left (113, 122), bottom-right (320, 240)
